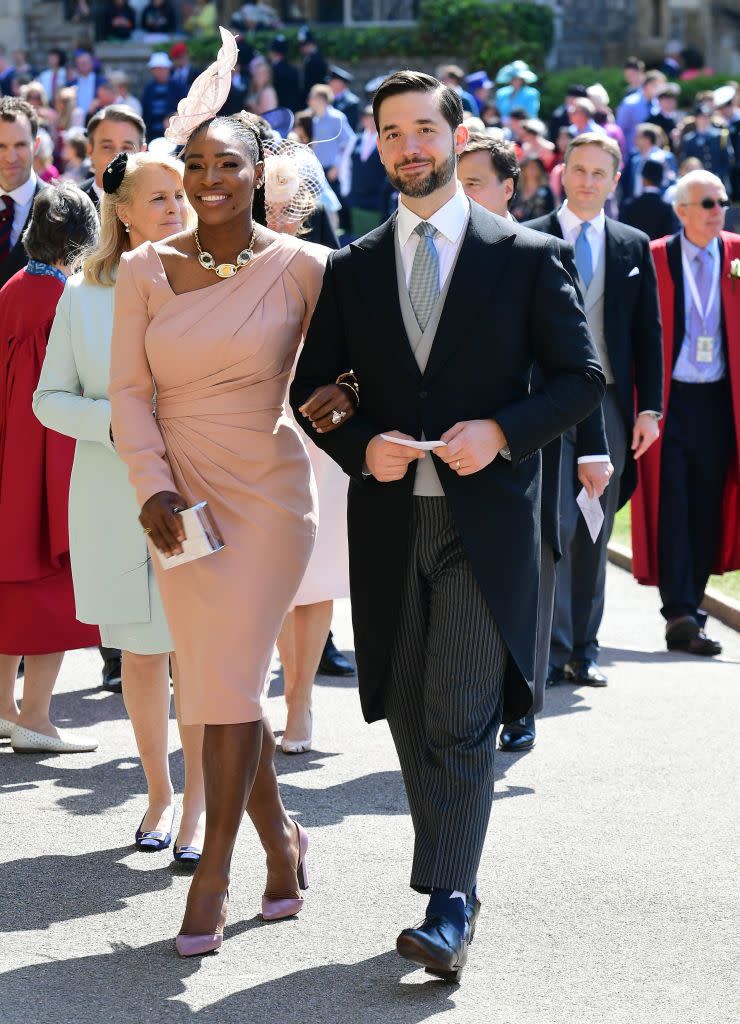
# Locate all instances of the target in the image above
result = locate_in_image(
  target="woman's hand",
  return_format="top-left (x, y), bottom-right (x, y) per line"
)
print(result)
top-left (298, 384), bottom-right (356, 433)
top-left (140, 490), bottom-right (188, 557)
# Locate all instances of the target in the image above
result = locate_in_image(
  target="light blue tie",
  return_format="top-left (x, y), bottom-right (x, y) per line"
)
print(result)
top-left (408, 221), bottom-right (440, 331)
top-left (575, 220), bottom-right (593, 290)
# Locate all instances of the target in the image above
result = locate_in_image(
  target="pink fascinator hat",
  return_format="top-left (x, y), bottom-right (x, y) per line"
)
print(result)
top-left (165, 27), bottom-right (238, 145)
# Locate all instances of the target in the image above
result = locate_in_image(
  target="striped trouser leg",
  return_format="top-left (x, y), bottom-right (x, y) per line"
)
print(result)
top-left (385, 497), bottom-right (506, 895)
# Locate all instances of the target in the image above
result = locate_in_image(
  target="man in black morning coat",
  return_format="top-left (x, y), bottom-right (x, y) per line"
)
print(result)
top-left (291, 72), bottom-right (605, 982)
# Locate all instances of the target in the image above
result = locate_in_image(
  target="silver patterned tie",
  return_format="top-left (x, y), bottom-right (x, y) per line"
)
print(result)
top-left (408, 221), bottom-right (440, 331)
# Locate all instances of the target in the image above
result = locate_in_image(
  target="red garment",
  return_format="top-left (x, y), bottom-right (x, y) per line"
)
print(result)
top-left (631, 232), bottom-right (740, 585)
top-left (0, 268), bottom-right (100, 654)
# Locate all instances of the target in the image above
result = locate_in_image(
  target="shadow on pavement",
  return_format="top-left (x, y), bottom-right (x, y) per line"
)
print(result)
top-left (0, 941), bottom-right (456, 1024)
top-left (0, 846), bottom-right (175, 933)
top-left (599, 644), bottom-right (740, 666)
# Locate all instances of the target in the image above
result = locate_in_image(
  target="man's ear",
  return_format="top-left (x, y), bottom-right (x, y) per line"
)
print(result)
top-left (33, 135), bottom-right (41, 155)
top-left (454, 123), bottom-right (469, 155)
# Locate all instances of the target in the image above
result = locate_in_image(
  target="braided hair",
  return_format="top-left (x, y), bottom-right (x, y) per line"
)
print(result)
top-left (185, 112), bottom-right (266, 226)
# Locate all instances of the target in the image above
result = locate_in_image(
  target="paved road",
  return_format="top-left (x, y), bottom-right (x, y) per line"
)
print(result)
top-left (1, 564), bottom-right (738, 1024)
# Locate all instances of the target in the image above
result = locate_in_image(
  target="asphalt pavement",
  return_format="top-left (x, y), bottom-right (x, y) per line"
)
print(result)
top-left (1, 563), bottom-right (738, 1024)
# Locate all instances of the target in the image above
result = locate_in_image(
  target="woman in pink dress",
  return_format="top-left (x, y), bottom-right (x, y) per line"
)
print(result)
top-left (109, 36), bottom-right (331, 952)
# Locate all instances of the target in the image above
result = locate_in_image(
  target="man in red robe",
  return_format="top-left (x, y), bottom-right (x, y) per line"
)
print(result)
top-left (631, 170), bottom-right (740, 655)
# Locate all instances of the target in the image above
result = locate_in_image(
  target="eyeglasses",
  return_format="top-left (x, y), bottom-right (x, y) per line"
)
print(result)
top-left (681, 197), bottom-right (730, 210)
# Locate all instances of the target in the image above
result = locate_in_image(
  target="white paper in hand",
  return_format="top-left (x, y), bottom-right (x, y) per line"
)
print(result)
top-left (576, 487), bottom-right (605, 543)
top-left (380, 434), bottom-right (447, 451)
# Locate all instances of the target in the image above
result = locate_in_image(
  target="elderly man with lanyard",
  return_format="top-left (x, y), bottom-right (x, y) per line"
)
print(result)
top-left (631, 170), bottom-right (740, 655)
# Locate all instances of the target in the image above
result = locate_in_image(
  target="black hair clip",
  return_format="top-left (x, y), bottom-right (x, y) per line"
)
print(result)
top-left (102, 152), bottom-right (129, 195)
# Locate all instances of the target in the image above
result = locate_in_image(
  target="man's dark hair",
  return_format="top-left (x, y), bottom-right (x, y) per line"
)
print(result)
top-left (624, 56), bottom-right (645, 72)
top-left (22, 183), bottom-right (99, 266)
top-left (48, 47), bottom-right (67, 66)
top-left (0, 96), bottom-right (38, 139)
top-left (462, 132), bottom-right (520, 199)
top-left (87, 104), bottom-right (146, 145)
top-left (508, 106), bottom-right (529, 122)
top-left (372, 70), bottom-right (463, 134)
top-left (641, 159), bottom-right (664, 187)
top-left (636, 123), bottom-right (659, 146)
top-left (566, 84), bottom-right (588, 99)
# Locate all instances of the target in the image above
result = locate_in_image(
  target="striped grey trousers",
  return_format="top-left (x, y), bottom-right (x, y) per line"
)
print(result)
top-left (385, 497), bottom-right (507, 895)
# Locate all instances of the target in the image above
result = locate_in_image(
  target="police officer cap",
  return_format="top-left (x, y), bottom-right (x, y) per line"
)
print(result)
top-left (327, 65), bottom-right (354, 84)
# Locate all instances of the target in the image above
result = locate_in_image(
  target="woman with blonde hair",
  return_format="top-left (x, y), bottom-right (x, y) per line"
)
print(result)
top-left (246, 56), bottom-right (278, 115)
top-left (34, 152), bottom-right (206, 867)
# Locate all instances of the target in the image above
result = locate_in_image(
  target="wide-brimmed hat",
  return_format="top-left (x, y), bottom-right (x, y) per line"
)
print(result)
top-left (496, 60), bottom-right (537, 86)
top-left (713, 84), bottom-right (736, 109)
top-left (148, 52), bottom-right (173, 70)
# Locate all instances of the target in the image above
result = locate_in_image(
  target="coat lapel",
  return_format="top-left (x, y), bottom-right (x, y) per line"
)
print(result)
top-left (666, 231), bottom-right (684, 365)
top-left (603, 220), bottom-right (633, 354)
top-left (351, 215), bottom-right (421, 380)
top-left (424, 203), bottom-right (516, 382)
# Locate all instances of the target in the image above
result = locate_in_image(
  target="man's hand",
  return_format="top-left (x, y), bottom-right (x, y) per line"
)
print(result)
top-left (298, 384), bottom-right (356, 433)
top-left (577, 460), bottom-right (614, 499)
top-left (140, 490), bottom-right (188, 557)
top-left (435, 419), bottom-right (507, 476)
top-left (365, 431), bottom-right (425, 482)
top-left (326, 166), bottom-right (339, 183)
top-left (631, 412), bottom-right (660, 459)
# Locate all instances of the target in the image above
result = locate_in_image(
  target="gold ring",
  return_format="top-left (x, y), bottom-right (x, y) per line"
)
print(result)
top-left (455, 460), bottom-right (461, 471)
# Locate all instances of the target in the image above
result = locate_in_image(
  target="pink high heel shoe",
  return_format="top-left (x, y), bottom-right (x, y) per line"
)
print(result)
top-left (261, 822), bottom-right (309, 921)
top-left (175, 889), bottom-right (229, 957)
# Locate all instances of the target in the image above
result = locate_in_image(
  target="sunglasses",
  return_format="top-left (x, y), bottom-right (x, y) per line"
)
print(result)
top-left (682, 197), bottom-right (730, 210)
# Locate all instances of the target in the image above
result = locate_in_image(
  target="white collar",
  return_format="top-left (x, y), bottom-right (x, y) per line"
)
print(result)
top-left (92, 180), bottom-right (104, 201)
top-left (0, 170), bottom-right (37, 204)
top-left (559, 200), bottom-right (606, 236)
top-left (397, 182), bottom-right (470, 247)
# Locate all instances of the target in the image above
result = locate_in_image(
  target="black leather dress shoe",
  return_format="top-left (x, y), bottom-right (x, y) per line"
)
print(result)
top-left (570, 658), bottom-right (608, 687)
top-left (464, 893), bottom-right (481, 944)
top-left (101, 657), bottom-right (123, 693)
top-left (397, 915), bottom-right (469, 982)
top-left (318, 633), bottom-right (355, 676)
top-left (545, 665), bottom-right (570, 687)
top-left (499, 713), bottom-right (536, 751)
top-left (666, 616), bottom-right (722, 656)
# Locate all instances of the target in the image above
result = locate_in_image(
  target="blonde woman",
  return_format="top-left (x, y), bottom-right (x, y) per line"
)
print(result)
top-left (33, 152), bottom-right (206, 867)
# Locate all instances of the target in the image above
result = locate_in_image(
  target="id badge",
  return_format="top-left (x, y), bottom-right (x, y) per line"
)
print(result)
top-left (696, 335), bottom-right (715, 364)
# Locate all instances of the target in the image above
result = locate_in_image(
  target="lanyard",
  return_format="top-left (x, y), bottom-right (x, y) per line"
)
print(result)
top-left (682, 249), bottom-right (719, 331)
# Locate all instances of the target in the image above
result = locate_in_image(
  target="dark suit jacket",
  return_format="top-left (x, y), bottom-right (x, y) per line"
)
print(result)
top-left (621, 191), bottom-right (679, 240)
top-left (79, 176), bottom-right (100, 212)
top-left (525, 208), bottom-right (664, 507)
top-left (272, 58), bottom-right (301, 112)
top-left (291, 202), bottom-right (605, 725)
top-left (0, 179), bottom-right (47, 290)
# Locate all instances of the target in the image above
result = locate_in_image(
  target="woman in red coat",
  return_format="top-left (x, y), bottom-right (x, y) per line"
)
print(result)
top-left (0, 183), bottom-right (101, 752)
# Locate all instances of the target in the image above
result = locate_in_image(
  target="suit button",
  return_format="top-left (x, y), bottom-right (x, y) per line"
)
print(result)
top-left (419, 390), bottom-right (428, 399)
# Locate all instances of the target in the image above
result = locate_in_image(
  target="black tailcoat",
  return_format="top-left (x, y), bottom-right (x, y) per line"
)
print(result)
top-left (525, 209), bottom-right (664, 507)
top-left (0, 179), bottom-right (47, 290)
top-left (291, 202), bottom-right (605, 725)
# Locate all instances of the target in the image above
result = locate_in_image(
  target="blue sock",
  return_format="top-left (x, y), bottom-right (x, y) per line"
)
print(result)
top-left (426, 888), bottom-right (466, 935)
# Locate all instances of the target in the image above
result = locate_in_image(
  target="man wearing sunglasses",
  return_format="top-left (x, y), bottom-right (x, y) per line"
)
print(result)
top-left (631, 170), bottom-right (740, 655)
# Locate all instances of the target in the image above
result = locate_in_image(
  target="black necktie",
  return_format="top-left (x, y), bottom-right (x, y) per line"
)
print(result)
top-left (0, 195), bottom-right (15, 263)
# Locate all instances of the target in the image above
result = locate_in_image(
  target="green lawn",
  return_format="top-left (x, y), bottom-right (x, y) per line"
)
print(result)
top-left (612, 504), bottom-right (740, 602)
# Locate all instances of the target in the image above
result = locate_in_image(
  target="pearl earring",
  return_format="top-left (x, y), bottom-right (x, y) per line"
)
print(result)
top-left (124, 223), bottom-right (130, 233)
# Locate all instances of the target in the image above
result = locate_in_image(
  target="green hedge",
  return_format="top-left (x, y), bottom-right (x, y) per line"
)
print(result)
top-left (179, 2), bottom-right (553, 73)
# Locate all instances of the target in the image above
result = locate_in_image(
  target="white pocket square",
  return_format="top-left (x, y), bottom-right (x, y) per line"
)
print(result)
top-left (628, 266), bottom-right (640, 277)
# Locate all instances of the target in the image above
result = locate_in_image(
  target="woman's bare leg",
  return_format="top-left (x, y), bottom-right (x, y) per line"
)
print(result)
top-left (170, 653), bottom-right (205, 850)
top-left (121, 650), bottom-right (173, 834)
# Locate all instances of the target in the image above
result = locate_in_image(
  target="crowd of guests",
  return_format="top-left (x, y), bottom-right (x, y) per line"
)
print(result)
top-left (0, 35), bottom-right (739, 980)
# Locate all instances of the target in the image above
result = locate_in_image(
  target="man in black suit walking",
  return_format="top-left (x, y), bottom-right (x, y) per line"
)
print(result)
top-left (0, 97), bottom-right (46, 290)
top-left (621, 158), bottom-right (680, 240)
top-left (78, 105), bottom-right (146, 213)
top-left (292, 72), bottom-right (605, 981)
top-left (527, 133), bottom-right (663, 688)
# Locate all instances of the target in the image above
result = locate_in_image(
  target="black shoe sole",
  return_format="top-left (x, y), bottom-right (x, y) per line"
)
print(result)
top-left (498, 738), bottom-right (536, 752)
top-left (397, 931), bottom-right (466, 981)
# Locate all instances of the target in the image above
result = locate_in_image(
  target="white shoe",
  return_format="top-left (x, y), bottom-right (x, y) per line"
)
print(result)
top-left (10, 724), bottom-right (98, 753)
top-left (280, 736), bottom-right (312, 754)
top-left (0, 717), bottom-right (15, 739)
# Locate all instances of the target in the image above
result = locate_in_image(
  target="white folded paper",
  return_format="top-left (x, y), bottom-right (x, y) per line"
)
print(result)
top-left (576, 487), bottom-right (605, 543)
top-left (154, 501), bottom-right (225, 570)
top-left (380, 434), bottom-right (447, 451)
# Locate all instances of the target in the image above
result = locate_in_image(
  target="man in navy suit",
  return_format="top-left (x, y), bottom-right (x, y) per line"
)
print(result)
top-left (621, 159), bottom-right (680, 240)
top-left (0, 97), bottom-right (47, 290)
top-left (527, 133), bottom-right (663, 689)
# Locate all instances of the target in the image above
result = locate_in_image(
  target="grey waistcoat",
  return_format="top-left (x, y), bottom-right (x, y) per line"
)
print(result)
top-left (579, 241), bottom-right (614, 384)
top-left (394, 225), bottom-right (465, 496)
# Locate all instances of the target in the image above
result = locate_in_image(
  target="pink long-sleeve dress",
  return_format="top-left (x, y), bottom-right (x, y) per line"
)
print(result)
top-left (109, 235), bottom-right (328, 725)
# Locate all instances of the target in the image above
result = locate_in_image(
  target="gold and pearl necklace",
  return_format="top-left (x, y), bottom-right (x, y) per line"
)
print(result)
top-left (195, 227), bottom-right (256, 279)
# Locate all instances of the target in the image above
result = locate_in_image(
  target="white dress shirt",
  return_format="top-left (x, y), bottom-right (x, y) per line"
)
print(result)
top-left (557, 201), bottom-right (610, 464)
top-left (1, 171), bottom-right (38, 248)
top-left (92, 180), bottom-right (104, 204)
top-left (397, 181), bottom-right (470, 290)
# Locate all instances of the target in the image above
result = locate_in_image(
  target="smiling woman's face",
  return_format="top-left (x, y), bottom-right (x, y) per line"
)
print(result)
top-left (182, 122), bottom-right (262, 226)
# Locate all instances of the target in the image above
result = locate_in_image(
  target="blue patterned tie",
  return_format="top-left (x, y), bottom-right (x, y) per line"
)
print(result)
top-left (575, 220), bottom-right (593, 290)
top-left (408, 221), bottom-right (440, 331)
